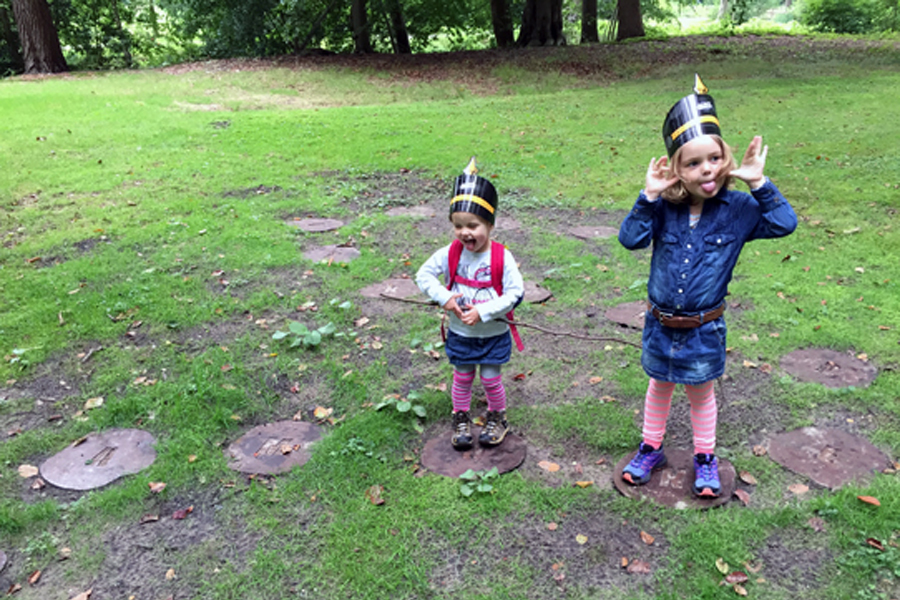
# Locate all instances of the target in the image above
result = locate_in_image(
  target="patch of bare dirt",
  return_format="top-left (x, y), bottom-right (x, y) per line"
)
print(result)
top-left (426, 511), bottom-right (665, 597)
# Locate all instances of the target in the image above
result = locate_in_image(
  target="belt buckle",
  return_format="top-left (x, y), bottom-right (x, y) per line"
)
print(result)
top-left (658, 310), bottom-right (674, 326)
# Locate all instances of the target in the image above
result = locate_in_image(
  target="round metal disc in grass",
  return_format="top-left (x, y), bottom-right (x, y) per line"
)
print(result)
top-left (768, 427), bottom-right (890, 489)
top-left (421, 428), bottom-right (526, 478)
top-left (359, 278), bottom-right (422, 300)
top-left (287, 218), bottom-right (345, 232)
top-left (780, 348), bottom-right (877, 388)
top-left (568, 225), bottom-right (619, 240)
top-left (303, 245), bottom-right (361, 263)
top-left (225, 421), bottom-right (321, 475)
top-left (40, 429), bottom-right (157, 491)
top-left (385, 205), bottom-right (436, 218)
top-left (605, 300), bottom-right (647, 329)
top-left (523, 281), bottom-right (553, 304)
top-left (613, 448), bottom-right (735, 509)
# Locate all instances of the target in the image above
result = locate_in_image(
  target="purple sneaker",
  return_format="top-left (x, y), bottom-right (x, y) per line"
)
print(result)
top-left (622, 442), bottom-right (667, 485)
top-left (693, 453), bottom-right (721, 498)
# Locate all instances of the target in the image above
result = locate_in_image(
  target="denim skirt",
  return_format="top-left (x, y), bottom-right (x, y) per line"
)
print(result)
top-left (445, 330), bottom-right (512, 366)
top-left (640, 312), bottom-right (727, 385)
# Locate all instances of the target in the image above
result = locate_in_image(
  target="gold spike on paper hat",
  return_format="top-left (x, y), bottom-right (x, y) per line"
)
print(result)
top-left (693, 73), bottom-right (708, 95)
top-left (463, 156), bottom-right (478, 175)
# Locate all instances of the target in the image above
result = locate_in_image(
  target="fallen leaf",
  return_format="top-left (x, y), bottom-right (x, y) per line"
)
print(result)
top-left (626, 559), bottom-right (651, 574)
top-left (734, 583), bottom-right (748, 596)
top-left (7, 584), bottom-right (22, 595)
top-left (172, 506), bottom-right (193, 520)
top-left (140, 514), bottom-right (159, 524)
top-left (31, 478), bottom-right (45, 490)
top-left (575, 534), bottom-right (588, 545)
top-left (857, 495), bottom-right (880, 506)
top-left (742, 360), bottom-right (757, 369)
top-left (538, 461), bottom-right (560, 473)
top-left (589, 376), bottom-right (603, 385)
top-left (807, 517), bottom-right (826, 532)
top-left (365, 485), bottom-right (385, 506)
top-left (574, 481), bottom-right (594, 488)
top-left (354, 317), bottom-right (370, 327)
top-left (551, 561), bottom-right (563, 571)
top-left (166, 568), bottom-right (176, 580)
top-left (83, 396), bottom-right (104, 410)
top-left (640, 531), bottom-right (655, 545)
top-left (788, 483), bottom-right (809, 495)
top-left (69, 591), bottom-right (92, 600)
top-left (221, 364), bottom-right (233, 372)
top-left (866, 538), bottom-right (885, 551)
top-left (725, 572), bottom-right (749, 584)
top-left (188, 454), bottom-right (197, 463)
top-left (59, 547), bottom-right (72, 561)
top-left (547, 522), bottom-right (558, 531)
top-left (752, 445), bottom-right (767, 456)
top-left (313, 406), bottom-right (334, 420)
top-left (716, 558), bottom-right (730, 574)
top-left (27, 570), bottom-right (41, 585)
top-left (733, 489), bottom-right (751, 506)
top-left (18, 464), bottom-right (39, 478)
top-left (620, 556), bottom-right (629, 568)
top-left (739, 471), bottom-right (758, 485)
top-left (148, 481), bottom-right (167, 494)
top-left (513, 373), bottom-right (526, 381)
top-left (742, 560), bottom-right (762, 574)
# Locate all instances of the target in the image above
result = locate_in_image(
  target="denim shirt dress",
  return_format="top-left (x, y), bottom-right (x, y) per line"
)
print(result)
top-left (619, 179), bottom-right (797, 385)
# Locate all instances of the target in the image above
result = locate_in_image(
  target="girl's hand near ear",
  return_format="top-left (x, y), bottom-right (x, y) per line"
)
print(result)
top-left (644, 156), bottom-right (679, 200)
top-left (730, 135), bottom-right (768, 189)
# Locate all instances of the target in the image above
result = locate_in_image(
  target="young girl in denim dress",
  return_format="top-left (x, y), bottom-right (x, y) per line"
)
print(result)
top-left (417, 158), bottom-right (524, 451)
top-left (618, 76), bottom-right (797, 497)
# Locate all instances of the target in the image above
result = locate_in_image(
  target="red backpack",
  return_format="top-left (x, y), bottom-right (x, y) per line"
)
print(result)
top-left (444, 239), bottom-right (523, 351)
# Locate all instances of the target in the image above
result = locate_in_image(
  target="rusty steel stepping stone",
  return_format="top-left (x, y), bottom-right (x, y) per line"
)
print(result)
top-left (287, 218), bottom-right (345, 232)
top-left (605, 300), bottom-right (647, 329)
top-left (421, 429), bottom-right (526, 478)
top-left (613, 448), bottom-right (735, 509)
top-left (780, 349), bottom-right (877, 389)
top-left (359, 278), bottom-right (422, 300)
top-left (568, 225), bottom-right (619, 240)
top-left (385, 205), bottom-right (436, 218)
top-left (40, 429), bottom-right (157, 491)
top-left (523, 281), bottom-right (552, 304)
top-left (225, 421), bottom-right (321, 475)
top-left (303, 245), bottom-right (361, 263)
top-left (767, 427), bottom-right (890, 489)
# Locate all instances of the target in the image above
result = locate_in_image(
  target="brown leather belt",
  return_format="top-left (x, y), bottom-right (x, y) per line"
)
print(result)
top-left (647, 301), bottom-right (725, 329)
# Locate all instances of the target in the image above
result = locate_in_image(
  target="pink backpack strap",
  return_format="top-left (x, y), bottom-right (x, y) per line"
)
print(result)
top-left (491, 241), bottom-right (524, 352)
top-left (442, 239), bottom-right (464, 343)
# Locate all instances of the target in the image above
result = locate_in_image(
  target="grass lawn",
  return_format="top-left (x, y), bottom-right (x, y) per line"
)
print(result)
top-left (1, 35), bottom-right (900, 600)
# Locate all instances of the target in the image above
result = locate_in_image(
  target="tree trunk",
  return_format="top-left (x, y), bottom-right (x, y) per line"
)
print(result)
top-left (490, 0), bottom-right (514, 48)
top-left (716, 0), bottom-right (728, 20)
top-left (517, 0), bottom-right (565, 46)
top-left (109, 0), bottom-right (133, 66)
top-left (615, 0), bottom-right (644, 41)
top-left (10, 0), bottom-right (67, 73)
top-left (350, 0), bottom-right (373, 53)
top-left (581, 0), bottom-right (599, 43)
top-left (0, 4), bottom-right (24, 70)
top-left (387, 0), bottom-right (410, 54)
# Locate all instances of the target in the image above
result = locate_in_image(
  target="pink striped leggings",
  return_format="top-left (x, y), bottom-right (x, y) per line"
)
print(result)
top-left (641, 378), bottom-right (717, 455)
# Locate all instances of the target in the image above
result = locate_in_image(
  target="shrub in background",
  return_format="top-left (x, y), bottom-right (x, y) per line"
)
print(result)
top-left (800, 0), bottom-right (881, 33)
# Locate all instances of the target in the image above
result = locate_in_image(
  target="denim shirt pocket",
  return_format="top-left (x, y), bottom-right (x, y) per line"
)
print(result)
top-left (702, 232), bottom-right (737, 269)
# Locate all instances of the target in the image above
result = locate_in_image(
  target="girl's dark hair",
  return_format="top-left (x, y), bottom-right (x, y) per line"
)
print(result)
top-left (662, 135), bottom-right (737, 204)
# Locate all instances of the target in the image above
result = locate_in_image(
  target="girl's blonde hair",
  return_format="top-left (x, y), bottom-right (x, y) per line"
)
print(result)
top-left (661, 135), bottom-right (737, 204)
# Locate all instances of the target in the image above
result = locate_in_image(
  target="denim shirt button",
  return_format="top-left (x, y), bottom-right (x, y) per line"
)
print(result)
top-left (678, 289), bottom-right (683, 293)
top-left (687, 244), bottom-right (692, 249)
top-left (676, 304), bottom-right (682, 309)
top-left (684, 259), bottom-right (689, 263)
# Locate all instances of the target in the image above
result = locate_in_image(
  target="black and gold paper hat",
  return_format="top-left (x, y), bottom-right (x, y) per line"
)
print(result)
top-left (450, 157), bottom-right (498, 225)
top-left (662, 74), bottom-right (721, 157)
